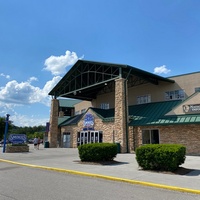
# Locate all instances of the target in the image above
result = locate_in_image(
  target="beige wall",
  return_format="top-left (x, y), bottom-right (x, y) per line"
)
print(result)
top-left (92, 92), bottom-right (115, 109)
top-left (166, 92), bottom-right (200, 115)
top-left (170, 72), bottom-right (200, 97)
top-left (128, 72), bottom-right (200, 105)
top-left (74, 72), bottom-right (200, 110)
top-left (74, 100), bottom-right (92, 114)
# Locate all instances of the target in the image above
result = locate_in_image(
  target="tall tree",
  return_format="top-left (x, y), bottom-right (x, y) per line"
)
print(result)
top-left (0, 116), bottom-right (6, 140)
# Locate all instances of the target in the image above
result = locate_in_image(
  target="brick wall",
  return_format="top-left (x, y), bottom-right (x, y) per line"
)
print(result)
top-left (48, 99), bottom-right (59, 147)
top-left (131, 125), bottom-right (200, 155)
top-left (60, 78), bottom-right (129, 153)
top-left (61, 110), bottom-right (115, 148)
top-left (114, 78), bottom-right (128, 153)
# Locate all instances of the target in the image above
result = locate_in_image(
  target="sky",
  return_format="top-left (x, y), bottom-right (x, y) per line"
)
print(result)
top-left (0, 0), bottom-right (200, 127)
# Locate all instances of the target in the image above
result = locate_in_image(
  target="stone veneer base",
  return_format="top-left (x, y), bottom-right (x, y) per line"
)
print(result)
top-left (6, 145), bottom-right (29, 153)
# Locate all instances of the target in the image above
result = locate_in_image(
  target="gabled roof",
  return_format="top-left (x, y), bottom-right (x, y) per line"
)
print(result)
top-left (49, 60), bottom-right (174, 101)
top-left (59, 107), bottom-right (115, 127)
top-left (59, 114), bottom-right (84, 127)
top-left (58, 116), bottom-right (70, 126)
top-left (90, 107), bottom-right (114, 121)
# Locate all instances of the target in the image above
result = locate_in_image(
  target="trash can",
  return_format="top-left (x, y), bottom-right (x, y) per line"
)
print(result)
top-left (115, 142), bottom-right (121, 153)
top-left (44, 141), bottom-right (49, 148)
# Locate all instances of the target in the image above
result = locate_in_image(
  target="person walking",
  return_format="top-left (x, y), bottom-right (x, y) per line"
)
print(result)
top-left (37, 137), bottom-right (41, 150)
top-left (33, 136), bottom-right (38, 150)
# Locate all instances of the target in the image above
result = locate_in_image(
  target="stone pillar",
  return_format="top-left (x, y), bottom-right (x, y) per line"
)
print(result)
top-left (114, 78), bottom-right (128, 153)
top-left (48, 99), bottom-right (59, 147)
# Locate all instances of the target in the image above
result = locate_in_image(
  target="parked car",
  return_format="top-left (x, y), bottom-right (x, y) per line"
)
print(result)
top-left (0, 139), bottom-right (10, 145)
top-left (28, 139), bottom-right (34, 144)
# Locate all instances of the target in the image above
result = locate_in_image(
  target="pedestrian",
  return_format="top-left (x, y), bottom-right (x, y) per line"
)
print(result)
top-left (33, 136), bottom-right (38, 150)
top-left (37, 137), bottom-right (41, 150)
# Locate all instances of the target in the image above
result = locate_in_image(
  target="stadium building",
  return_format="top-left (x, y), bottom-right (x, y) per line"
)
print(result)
top-left (48, 60), bottom-right (200, 155)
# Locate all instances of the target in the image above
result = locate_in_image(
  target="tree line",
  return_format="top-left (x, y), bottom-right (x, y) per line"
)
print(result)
top-left (0, 116), bottom-right (46, 141)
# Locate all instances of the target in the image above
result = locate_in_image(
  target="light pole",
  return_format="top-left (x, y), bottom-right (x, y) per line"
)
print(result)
top-left (3, 114), bottom-right (10, 153)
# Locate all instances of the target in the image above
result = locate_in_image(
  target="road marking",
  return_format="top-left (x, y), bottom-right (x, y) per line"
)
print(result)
top-left (0, 158), bottom-right (200, 195)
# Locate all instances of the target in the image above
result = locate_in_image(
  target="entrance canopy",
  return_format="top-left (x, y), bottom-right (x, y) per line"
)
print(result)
top-left (49, 60), bottom-right (174, 101)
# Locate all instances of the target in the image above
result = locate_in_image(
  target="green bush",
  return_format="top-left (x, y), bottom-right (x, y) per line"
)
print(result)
top-left (136, 144), bottom-right (186, 171)
top-left (78, 143), bottom-right (118, 162)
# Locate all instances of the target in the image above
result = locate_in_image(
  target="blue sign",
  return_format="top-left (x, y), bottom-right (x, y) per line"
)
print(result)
top-left (83, 113), bottom-right (94, 130)
top-left (9, 134), bottom-right (27, 144)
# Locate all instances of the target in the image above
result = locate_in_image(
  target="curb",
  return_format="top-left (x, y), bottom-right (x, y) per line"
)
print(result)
top-left (1, 159), bottom-right (200, 195)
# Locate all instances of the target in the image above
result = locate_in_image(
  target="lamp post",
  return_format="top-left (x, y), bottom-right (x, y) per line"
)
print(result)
top-left (3, 114), bottom-right (10, 153)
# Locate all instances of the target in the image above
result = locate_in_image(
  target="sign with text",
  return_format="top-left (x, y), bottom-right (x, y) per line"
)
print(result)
top-left (83, 113), bottom-right (94, 131)
top-left (183, 104), bottom-right (200, 113)
top-left (9, 134), bottom-right (27, 144)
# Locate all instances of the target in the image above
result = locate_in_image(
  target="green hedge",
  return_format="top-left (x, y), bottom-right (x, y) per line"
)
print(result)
top-left (136, 144), bottom-right (186, 171)
top-left (78, 143), bottom-right (118, 162)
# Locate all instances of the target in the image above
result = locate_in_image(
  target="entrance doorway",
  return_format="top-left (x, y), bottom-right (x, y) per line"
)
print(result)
top-left (77, 131), bottom-right (103, 146)
top-left (63, 132), bottom-right (71, 148)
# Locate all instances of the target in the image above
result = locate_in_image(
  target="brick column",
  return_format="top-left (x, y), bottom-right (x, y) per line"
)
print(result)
top-left (114, 78), bottom-right (128, 153)
top-left (48, 99), bottom-right (59, 147)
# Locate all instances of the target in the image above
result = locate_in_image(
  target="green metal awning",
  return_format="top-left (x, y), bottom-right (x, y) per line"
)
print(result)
top-left (59, 114), bottom-right (84, 127)
top-left (129, 100), bottom-right (200, 126)
top-left (58, 116), bottom-right (70, 126)
top-left (59, 100), bottom-right (200, 127)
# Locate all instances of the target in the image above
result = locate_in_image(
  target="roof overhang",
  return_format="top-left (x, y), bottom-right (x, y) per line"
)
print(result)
top-left (49, 60), bottom-right (174, 101)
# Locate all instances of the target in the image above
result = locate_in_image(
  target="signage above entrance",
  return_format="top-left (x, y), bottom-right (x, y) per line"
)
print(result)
top-left (83, 113), bottom-right (94, 130)
top-left (183, 104), bottom-right (200, 113)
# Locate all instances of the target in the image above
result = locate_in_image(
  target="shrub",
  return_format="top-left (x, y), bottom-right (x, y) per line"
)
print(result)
top-left (78, 143), bottom-right (118, 162)
top-left (136, 144), bottom-right (186, 171)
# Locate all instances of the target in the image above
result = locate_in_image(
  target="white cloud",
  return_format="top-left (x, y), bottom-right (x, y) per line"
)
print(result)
top-left (0, 75), bottom-right (62, 126)
top-left (43, 76), bottom-right (62, 95)
top-left (44, 50), bottom-right (84, 75)
top-left (153, 65), bottom-right (171, 75)
top-left (28, 76), bottom-right (38, 83)
top-left (0, 73), bottom-right (10, 79)
top-left (10, 113), bottom-right (49, 127)
top-left (0, 76), bottom-right (61, 106)
top-left (0, 50), bottom-right (82, 126)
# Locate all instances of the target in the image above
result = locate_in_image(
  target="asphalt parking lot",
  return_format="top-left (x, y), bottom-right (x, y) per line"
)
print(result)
top-left (0, 144), bottom-right (200, 194)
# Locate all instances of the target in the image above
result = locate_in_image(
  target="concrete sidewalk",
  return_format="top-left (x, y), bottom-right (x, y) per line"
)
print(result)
top-left (0, 144), bottom-right (200, 194)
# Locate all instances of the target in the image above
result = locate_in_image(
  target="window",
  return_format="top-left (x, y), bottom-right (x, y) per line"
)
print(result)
top-left (195, 87), bottom-right (200, 92)
top-left (137, 94), bottom-right (151, 104)
top-left (100, 103), bottom-right (109, 109)
top-left (142, 129), bottom-right (159, 144)
top-left (81, 109), bottom-right (86, 114)
top-left (165, 89), bottom-right (185, 100)
top-left (75, 111), bottom-right (80, 115)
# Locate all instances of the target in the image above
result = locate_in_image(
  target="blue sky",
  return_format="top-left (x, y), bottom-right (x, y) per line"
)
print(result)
top-left (0, 0), bottom-right (200, 127)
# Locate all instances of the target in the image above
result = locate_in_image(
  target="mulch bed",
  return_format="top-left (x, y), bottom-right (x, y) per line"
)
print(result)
top-left (74, 160), bottom-right (122, 166)
top-left (75, 160), bottom-right (193, 175)
top-left (147, 167), bottom-right (193, 175)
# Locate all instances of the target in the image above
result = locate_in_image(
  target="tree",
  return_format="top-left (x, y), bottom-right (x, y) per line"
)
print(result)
top-left (0, 116), bottom-right (5, 140)
top-left (0, 116), bottom-right (13, 140)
